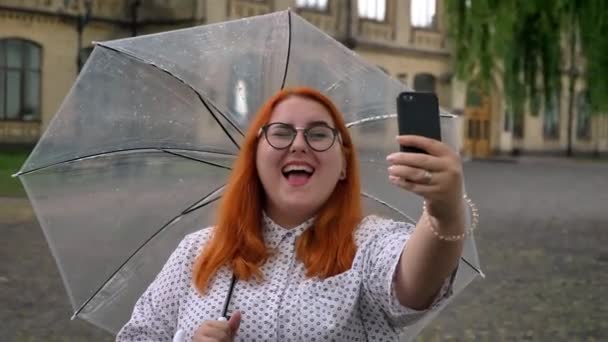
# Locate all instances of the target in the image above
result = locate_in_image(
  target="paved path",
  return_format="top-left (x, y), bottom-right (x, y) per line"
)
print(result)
top-left (1, 158), bottom-right (606, 341)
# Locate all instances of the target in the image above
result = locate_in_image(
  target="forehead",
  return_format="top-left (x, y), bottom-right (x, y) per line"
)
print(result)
top-left (269, 96), bottom-right (336, 125)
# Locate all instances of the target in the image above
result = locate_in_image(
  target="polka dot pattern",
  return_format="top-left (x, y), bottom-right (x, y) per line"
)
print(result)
top-left (116, 214), bottom-right (456, 341)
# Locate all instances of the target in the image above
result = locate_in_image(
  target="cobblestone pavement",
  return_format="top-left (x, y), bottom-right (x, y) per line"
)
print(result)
top-left (1, 158), bottom-right (606, 341)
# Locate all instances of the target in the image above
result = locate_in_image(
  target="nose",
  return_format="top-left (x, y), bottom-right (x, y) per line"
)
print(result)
top-left (290, 130), bottom-right (308, 153)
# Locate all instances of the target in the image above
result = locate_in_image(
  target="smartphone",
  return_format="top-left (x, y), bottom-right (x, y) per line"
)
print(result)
top-left (396, 91), bottom-right (442, 153)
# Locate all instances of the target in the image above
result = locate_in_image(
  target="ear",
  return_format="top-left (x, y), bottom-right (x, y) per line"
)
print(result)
top-left (339, 155), bottom-right (347, 180)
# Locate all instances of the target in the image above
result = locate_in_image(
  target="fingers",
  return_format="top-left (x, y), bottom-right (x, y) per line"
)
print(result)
top-left (388, 174), bottom-right (438, 197)
top-left (396, 135), bottom-right (452, 157)
top-left (193, 312), bottom-right (242, 342)
top-left (228, 311), bottom-right (242, 333)
top-left (387, 164), bottom-right (433, 185)
top-left (386, 151), bottom-right (444, 171)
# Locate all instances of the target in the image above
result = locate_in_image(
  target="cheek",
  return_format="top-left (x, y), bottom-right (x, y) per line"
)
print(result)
top-left (256, 145), bottom-right (282, 176)
top-left (318, 151), bottom-right (344, 178)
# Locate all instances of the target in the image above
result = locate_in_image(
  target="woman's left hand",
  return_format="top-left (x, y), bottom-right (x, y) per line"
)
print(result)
top-left (386, 135), bottom-right (464, 222)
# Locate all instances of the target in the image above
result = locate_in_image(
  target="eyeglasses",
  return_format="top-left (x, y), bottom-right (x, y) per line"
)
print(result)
top-left (258, 122), bottom-right (340, 152)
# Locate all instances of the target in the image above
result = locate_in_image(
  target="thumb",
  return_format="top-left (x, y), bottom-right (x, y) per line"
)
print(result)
top-left (228, 311), bottom-right (241, 335)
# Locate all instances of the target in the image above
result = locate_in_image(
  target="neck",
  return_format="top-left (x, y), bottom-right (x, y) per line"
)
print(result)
top-left (265, 205), bottom-right (315, 229)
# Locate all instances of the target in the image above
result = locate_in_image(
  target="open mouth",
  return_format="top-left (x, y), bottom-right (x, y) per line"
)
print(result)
top-left (282, 164), bottom-right (315, 186)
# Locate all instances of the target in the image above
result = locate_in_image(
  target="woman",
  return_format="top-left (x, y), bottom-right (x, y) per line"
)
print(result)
top-left (117, 87), bottom-right (468, 341)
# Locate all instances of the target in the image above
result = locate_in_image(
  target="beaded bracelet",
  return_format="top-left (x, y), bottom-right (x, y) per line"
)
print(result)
top-left (422, 194), bottom-right (479, 242)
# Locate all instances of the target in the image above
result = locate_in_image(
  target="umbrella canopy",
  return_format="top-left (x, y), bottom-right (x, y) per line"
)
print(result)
top-left (16, 9), bottom-right (482, 338)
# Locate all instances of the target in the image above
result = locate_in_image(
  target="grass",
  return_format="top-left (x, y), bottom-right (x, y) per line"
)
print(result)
top-left (573, 154), bottom-right (608, 162)
top-left (0, 148), bottom-right (31, 197)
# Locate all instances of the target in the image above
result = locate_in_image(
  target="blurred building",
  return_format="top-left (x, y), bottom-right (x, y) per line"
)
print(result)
top-left (1, 0), bottom-right (606, 157)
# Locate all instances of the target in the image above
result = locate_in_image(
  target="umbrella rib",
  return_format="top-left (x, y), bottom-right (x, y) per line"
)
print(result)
top-left (202, 98), bottom-right (245, 138)
top-left (181, 184), bottom-right (225, 215)
top-left (160, 149), bottom-right (232, 171)
top-left (346, 114), bottom-right (397, 128)
top-left (197, 94), bottom-right (243, 148)
top-left (345, 113), bottom-right (458, 128)
top-left (15, 147), bottom-right (235, 176)
top-left (280, 9), bottom-right (292, 89)
top-left (72, 191), bottom-right (223, 319)
top-left (95, 42), bottom-right (244, 146)
top-left (361, 192), bottom-right (483, 276)
top-left (361, 191), bottom-right (417, 223)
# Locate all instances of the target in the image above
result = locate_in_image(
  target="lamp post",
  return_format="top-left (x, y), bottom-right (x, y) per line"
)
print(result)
top-left (344, 0), bottom-right (357, 49)
top-left (130, 0), bottom-right (141, 37)
top-left (76, 0), bottom-right (93, 73)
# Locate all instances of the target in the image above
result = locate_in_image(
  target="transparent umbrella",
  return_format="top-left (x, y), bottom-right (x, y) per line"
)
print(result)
top-left (15, 9), bottom-right (483, 339)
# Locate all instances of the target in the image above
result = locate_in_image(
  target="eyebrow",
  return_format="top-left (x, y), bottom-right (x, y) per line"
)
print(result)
top-left (272, 120), bottom-right (332, 127)
top-left (308, 120), bottom-right (331, 126)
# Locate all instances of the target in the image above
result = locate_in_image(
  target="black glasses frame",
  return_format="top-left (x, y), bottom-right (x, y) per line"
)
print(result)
top-left (258, 122), bottom-right (341, 152)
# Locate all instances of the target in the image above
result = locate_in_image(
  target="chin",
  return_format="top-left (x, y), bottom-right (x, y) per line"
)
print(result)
top-left (279, 198), bottom-right (323, 216)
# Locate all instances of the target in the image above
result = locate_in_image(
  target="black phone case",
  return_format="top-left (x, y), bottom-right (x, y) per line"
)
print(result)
top-left (396, 92), bottom-right (442, 153)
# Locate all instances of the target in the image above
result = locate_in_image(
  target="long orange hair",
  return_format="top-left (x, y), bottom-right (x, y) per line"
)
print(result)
top-left (193, 87), bottom-right (363, 292)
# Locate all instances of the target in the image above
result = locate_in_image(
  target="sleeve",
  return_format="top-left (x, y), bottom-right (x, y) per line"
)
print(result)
top-left (116, 234), bottom-right (196, 342)
top-left (360, 216), bottom-right (457, 329)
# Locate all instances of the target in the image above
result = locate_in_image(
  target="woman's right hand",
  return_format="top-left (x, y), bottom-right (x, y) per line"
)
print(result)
top-left (193, 311), bottom-right (242, 342)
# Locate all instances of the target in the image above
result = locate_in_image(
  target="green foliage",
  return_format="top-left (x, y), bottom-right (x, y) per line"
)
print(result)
top-left (0, 149), bottom-right (29, 197)
top-left (446, 0), bottom-right (608, 115)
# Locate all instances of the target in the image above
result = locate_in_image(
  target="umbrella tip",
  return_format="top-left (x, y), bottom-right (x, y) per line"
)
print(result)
top-left (11, 171), bottom-right (21, 178)
top-left (479, 270), bottom-right (486, 279)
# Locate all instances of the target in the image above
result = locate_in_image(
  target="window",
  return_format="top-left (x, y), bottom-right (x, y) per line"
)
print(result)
top-left (543, 95), bottom-right (559, 139)
top-left (411, 0), bottom-right (436, 29)
top-left (296, 0), bottom-right (327, 10)
top-left (0, 39), bottom-right (42, 121)
top-left (358, 0), bottom-right (386, 21)
top-left (413, 73), bottom-right (436, 93)
top-left (576, 90), bottom-right (591, 140)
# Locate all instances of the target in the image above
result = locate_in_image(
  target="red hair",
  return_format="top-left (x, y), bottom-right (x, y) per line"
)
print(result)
top-left (193, 87), bottom-right (363, 292)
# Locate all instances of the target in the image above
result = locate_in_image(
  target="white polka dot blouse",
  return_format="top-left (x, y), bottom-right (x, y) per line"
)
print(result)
top-left (116, 214), bottom-right (455, 341)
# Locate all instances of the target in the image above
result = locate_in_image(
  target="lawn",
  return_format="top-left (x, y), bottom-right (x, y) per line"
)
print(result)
top-left (0, 148), bottom-right (31, 197)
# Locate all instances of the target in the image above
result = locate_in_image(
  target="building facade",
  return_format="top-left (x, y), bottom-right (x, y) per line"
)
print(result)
top-left (1, 0), bottom-right (606, 157)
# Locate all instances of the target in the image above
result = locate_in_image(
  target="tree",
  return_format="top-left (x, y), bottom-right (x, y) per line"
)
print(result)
top-left (445, 0), bottom-right (608, 156)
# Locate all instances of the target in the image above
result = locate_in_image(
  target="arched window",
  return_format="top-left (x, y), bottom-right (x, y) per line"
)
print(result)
top-left (0, 38), bottom-right (42, 121)
top-left (413, 73), bottom-right (436, 93)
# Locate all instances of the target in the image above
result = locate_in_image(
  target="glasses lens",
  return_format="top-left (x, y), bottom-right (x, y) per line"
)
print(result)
top-left (266, 124), bottom-right (295, 149)
top-left (306, 125), bottom-right (335, 151)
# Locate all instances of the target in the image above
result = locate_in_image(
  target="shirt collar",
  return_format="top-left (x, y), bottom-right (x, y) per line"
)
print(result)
top-left (262, 211), bottom-right (315, 249)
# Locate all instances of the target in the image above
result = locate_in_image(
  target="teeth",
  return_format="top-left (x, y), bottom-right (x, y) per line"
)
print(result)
top-left (282, 164), bottom-right (314, 173)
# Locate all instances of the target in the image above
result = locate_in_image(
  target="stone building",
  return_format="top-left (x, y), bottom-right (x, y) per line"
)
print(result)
top-left (1, 0), bottom-right (606, 157)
